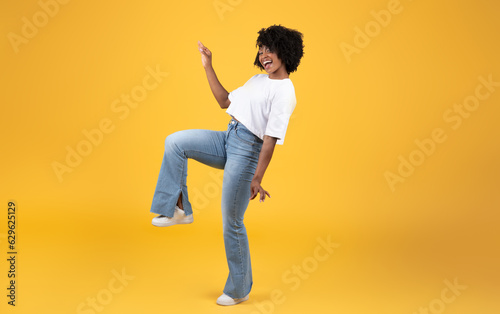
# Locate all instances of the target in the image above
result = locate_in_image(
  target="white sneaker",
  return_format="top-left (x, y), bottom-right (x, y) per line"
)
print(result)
top-left (216, 293), bottom-right (249, 306)
top-left (152, 206), bottom-right (193, 227)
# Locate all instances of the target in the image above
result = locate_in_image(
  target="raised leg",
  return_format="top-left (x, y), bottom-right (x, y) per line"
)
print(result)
top-left (150, 129), bottom-right (227, 217)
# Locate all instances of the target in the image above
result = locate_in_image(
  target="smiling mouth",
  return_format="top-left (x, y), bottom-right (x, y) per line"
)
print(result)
top-left (263, 60), bottom-right (273, 70)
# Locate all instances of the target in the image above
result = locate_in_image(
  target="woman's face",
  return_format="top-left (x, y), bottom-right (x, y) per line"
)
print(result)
top-left (259, 45), bottom-right (286, 77)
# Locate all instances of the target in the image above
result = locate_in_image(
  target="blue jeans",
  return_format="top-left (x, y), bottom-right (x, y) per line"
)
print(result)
top-left (150, 118), bottom-right (263, 298)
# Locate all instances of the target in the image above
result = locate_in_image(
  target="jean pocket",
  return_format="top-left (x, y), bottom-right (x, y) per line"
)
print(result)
top-left (235, 128), bottom-right (261, 145)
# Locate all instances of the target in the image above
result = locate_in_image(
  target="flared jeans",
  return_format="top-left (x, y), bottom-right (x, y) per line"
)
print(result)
top-left (150, 118), bottom-right (263, 299)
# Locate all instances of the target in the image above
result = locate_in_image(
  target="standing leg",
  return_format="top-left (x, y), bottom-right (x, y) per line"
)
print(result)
top-left (150, 129), bottom-right (227, 217)
top-left (220, 125), bottom-right (262, 299)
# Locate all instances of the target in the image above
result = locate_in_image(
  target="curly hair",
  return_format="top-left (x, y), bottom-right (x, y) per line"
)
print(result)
top-left (253, 24), bottom-right (304, 74)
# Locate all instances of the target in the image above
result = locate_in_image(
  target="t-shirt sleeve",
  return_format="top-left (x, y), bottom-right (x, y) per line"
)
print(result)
top-left (227, 75), bottom-right (258, 107)
top-left (264, 84), bottom-right (296, 145)
top-left (227, 85), bottom-right (241, 104)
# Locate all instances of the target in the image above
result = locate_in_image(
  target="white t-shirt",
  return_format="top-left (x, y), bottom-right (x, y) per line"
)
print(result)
top-left (226, 74), bottom-right (296, 145)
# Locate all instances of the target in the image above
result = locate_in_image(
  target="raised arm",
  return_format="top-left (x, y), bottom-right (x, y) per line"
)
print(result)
top-left (198, 41), bottom-right (231, 109)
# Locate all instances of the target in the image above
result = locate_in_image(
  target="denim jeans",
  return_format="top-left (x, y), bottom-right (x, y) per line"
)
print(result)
top-left (151, 118), bottom-right (263, 299)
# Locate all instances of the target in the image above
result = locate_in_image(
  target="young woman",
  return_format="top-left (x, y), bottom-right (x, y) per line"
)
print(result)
top-left (150, 24), bottom-right (304, 306)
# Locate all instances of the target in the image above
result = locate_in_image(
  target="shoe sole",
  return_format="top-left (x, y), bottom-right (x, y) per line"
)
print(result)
top-left (152, 218), bottom-right (193, 227)
top-left (216, 295), bottom-right (249, 306)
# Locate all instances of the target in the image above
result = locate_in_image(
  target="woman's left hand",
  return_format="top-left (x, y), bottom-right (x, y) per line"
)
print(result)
top-left (250, 178), bottom-right (271, 202)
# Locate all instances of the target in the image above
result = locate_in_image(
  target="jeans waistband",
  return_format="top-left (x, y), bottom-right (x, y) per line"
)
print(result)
top-left (229, 118), bottom-right (242, 129)
top-left (229, 118), bottom-right (250, 131)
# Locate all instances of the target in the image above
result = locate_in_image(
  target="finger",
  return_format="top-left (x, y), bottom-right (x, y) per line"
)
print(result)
top-left (260, 189), bottom-right (266, 202)
top-left (265, 190), bottom-right (271, 198)
top-left (249, 188), bottom-right (257, 200)
top-left (198, 40), bottom-right (204, 48)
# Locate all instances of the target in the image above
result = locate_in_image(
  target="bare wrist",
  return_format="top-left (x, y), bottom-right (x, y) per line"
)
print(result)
top-left (252, 176), bottom-right (262, 183)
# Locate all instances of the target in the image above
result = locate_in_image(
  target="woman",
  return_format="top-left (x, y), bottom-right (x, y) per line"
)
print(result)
top-left (150, 24), bottom-right (304, 306)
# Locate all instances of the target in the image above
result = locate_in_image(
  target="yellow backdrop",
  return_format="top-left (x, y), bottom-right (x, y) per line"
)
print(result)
top-left (1, 0), bottom-right (499, 313)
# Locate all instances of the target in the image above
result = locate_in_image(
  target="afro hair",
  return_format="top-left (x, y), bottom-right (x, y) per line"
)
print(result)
top-left (253, 24), bottom-right (304, 75)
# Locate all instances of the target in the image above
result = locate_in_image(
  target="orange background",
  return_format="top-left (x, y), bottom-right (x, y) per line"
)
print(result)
top-left (1, 0), bottom-right (499, 313)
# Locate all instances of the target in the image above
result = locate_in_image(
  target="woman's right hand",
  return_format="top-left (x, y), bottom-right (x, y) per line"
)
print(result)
top-left (198, 41), bottom-right (212, 69)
